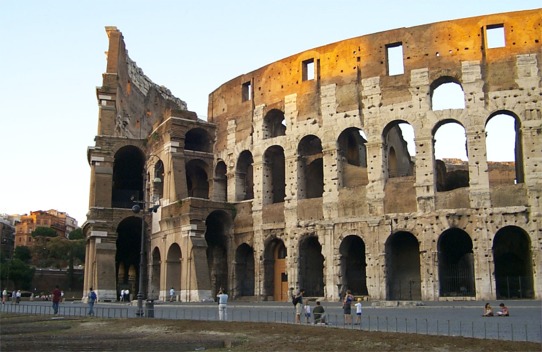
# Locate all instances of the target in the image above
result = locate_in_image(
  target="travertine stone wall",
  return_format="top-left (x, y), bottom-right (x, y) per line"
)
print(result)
top-left (85, 11), bottom-right (541, 303)
top-left (208, 9), bottom-right (541, 301)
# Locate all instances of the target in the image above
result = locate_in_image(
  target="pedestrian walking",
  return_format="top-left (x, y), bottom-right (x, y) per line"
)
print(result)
top-left (293, 289), bottom-right (305, 324)
top-left (87, 287), bottom-right (97, 316)
top-left (16, 290), bottom-right (21, 304)
top-left (169, 287), bottom-right (175, 302)
top-left (217, 289), bottom-right (228, 321)
top-left (1, 288), bottom-right (7, 304)
top-left (52, 285), bottom-right (62, 314)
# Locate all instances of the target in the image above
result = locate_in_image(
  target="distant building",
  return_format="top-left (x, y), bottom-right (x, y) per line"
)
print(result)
top-left (14, 210), bottom-right (78, 248)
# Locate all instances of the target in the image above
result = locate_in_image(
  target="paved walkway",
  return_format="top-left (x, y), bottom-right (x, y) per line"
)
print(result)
top-left (3, 299), bottom-right (540, 342)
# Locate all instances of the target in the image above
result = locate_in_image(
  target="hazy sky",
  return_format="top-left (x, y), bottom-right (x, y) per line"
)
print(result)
top-left (0, 1), bottom-right (538, 225)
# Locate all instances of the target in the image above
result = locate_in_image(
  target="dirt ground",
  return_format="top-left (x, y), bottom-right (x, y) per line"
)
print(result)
top-left (1, 313), bottom-right (539, 352)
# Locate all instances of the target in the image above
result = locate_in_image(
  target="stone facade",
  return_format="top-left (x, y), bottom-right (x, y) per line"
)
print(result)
top-left (84, 10), bottom-right (541, 303)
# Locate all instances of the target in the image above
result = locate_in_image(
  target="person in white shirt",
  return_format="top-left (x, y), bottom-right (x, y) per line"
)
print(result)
top-left (216, 289), bottom-right (228, 321)
top-left (169, 287), bottom-right (175, 302)
top-left (355, 297), bottom-right (363, 325)
top-left (304, 302), bottom-right (311, 323)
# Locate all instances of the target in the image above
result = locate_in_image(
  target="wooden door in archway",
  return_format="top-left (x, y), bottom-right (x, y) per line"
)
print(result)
top-left (273, 243), bottom-right (287, 301)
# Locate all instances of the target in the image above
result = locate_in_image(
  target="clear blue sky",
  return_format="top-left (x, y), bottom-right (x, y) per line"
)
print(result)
top-left (0, 1), bottom-right (539, 226)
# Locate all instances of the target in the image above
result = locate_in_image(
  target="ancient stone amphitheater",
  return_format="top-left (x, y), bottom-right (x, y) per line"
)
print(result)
top-left (84, 9), bottom-right (541, 303)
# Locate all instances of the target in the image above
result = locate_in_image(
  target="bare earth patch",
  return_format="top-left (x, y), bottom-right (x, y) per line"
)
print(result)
top-left (0, 313), bottom-right (539, 352)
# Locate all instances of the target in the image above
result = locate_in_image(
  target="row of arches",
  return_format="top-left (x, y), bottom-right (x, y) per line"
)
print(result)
top-left (116, 209), bottom-right (534, 301)
top-left (109, 111), bottom-right (520, 212)
top-left (221, 110), bottom-right (521, 206)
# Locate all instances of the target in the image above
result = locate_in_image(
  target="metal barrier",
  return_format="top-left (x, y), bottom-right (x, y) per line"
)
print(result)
top-left (1, 303), bottom-right (539, 343)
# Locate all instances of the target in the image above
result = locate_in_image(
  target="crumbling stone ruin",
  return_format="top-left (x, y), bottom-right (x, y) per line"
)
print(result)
top-left (84, 9), bottom-right (541, 302)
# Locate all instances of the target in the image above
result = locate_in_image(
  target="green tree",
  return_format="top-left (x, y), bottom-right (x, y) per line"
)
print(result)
top-left (30, 238), bottom-right (53, 268)
top-left (14, 246), bottom-right (32, 263)
top-left (45, 237), bottom-right (86, 289)
top-left (32, 226), bottom-right (58, 238)
top-left (0, 258), bottom-right (34, 290)
top-left (68, 228), bottom-right (84, 240)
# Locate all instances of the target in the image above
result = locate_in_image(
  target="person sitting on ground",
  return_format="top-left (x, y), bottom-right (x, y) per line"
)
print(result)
top-left (313, 301), bottom-right (326, 325)
top-left (497, 303), bottom-right (509, 316)
top-left (482, 302), bottom-right (494, 317)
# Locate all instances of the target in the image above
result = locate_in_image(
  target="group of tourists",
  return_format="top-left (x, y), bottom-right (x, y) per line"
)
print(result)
top-left (1, 289), bottom-right (21, 304)
top-left (119, 289), bottom-right (130, 302)
top-left (483, 302), bottom-right (510, 317)
top-left (292, 288), bottom-right (360, 325)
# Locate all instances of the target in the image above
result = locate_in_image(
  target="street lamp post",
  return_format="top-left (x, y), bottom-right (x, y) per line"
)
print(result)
top-left (132, 157), bottom-right (161, 317)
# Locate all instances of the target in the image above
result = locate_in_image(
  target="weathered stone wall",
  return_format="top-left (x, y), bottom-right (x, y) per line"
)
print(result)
top-left (85, 11), bottom-right (541, 303)
top-left (208, 9), bottom-right (542, 301)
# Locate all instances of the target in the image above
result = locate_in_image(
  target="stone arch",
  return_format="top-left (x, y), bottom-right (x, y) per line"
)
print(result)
top-left (337, 127), bottom-right (368, 188)
top-left (298, 234), bottom-right (324, 297)
top-left (263, 108), bottom-right (286, 138)
top-left (385, 231), bottom-right (421, 300)
top-left (382, 120), bottom-right (414, 178)
top-left (205, 210), bottom-right (233, 295)
top-left (263, 146), bottom-right (286, 204)
top-left (263, 237), bottom-right (288, 301)
top-left (430, 76), bottom-right (465, 110)
top-left (234, 243), bottom-right (255, 298)
top-left (185, 127), bottom-right (212, 152)
top-left (115, 216), bottom-right (147, 300)
top-left (433, 119), bottom-right (469, 192)
top-left (166, 243), bottom-right (182, 299)
top-left (437, 229), bottom-right (475, 297)
top-left (493, 226), bottom-right (534, 299)
top-left (151, 159), bottom-right (164, 201)
top-left (112, 145), bottom-right (144, 208)
top-left (235, 150), bottom-right (254, 201)
top-left (186, 159), bottom-right (209, 198)
top-left (298, 135), bottom-right (323, 199)
top-left (338, 235), bottom-right (368, 296)
top-left (485, 111), bottom-right (524, 184)
top-left (214, 160), bottom-right (227, 202)
top-left (150, 246), bottom-right (161, 300)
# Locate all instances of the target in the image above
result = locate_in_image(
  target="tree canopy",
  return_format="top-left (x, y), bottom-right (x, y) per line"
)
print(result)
top-left (32, 226), bottom-right (58, 238)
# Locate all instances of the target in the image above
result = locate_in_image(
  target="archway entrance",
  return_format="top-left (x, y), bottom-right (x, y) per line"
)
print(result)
top-left (116, 216), bottom-right (145, 300)
top-left (339, 235), bottom-right (368, 296)
top-left (263, 238), bottom-right (288, 301)
top-left (298, 235), bottom-right (324, 297)
top-left (437, 229), bottom-right (475, 297)
top-left (166, 244), bottom-right (182, 300)
top-left (493, 226), bottom-right (534, 299)
top-left (385, 231), bottom-right (421, 300)
top-left (234, 244), bottom-right (255, 298)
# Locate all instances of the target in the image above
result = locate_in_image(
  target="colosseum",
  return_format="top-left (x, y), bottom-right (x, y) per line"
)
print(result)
top-left (83, 9), bottom-right (541, 303)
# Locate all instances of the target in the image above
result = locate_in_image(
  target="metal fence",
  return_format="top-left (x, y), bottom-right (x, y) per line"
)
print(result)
top-left (1, 303), bottom-right (539, 343)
